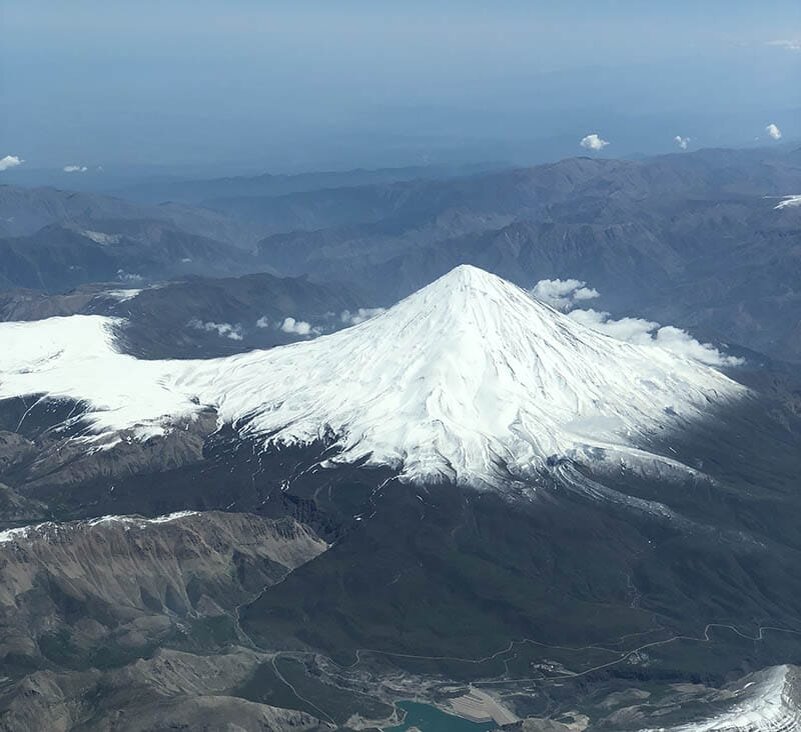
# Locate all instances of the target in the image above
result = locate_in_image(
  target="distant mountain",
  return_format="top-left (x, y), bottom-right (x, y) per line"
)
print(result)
top-left (0, 270), bottom-right (362, 359)
top-left (0, 184), bottom-right (259, 247)
top-left (113, 161), bottom-right (503, 205)
top-left (252, 147), bottom-right (801, 362)
top-left (227, 147), bottom-right (800, 238)
top-left (0, 222), bottom-right (256, 293)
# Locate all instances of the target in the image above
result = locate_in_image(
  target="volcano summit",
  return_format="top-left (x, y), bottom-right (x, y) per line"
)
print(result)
top-left (0, 265), bottom-right (745, 487)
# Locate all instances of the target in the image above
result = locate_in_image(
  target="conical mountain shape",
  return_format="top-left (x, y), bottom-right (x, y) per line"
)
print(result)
top-left (175, 265), bottom-right (744, 485)
top-left (0, 265), bottom-right (745, 486)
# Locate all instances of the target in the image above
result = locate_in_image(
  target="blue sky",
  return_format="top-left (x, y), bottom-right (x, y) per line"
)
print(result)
top-left (1, 1), bottom-right (799, 174)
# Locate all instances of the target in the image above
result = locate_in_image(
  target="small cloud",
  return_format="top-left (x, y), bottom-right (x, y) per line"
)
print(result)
top-left (767, 39), bottom-right (801, 52)
top-left (580, 133), bottom-right (609, 152)
top-left (340, 307), bottom-right (386, 326)
top-left (530, 278), bottom-right (600, 311)
top-left (63, 164), bottom-right (88, 173)
top-left (674, 135), bottom-right (690, 150)
top-left (276, 317), bottom-right (320, 336)
top-left (766, 123), bottom-right (782, 141)
top-left (568, 308), bottom-right (742, 367)
top-left (188, 318), bottom-right (243, 341)
top-left (0, 155), bottom-right (23, 172)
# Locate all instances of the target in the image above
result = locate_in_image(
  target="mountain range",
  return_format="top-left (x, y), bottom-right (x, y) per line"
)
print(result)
top-left (1, 264), bottom-right (801, 729)
top-left (6, 146), bottom-right (801, 365)
top-left (2, 148), bottom-right (801, 730)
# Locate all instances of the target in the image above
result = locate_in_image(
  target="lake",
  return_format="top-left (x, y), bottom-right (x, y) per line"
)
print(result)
top-left (386, 701), bottom-right (498, 731)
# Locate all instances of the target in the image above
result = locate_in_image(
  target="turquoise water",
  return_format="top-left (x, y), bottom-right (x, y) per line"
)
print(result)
top-left (387, 701), bottom-right (497, 731)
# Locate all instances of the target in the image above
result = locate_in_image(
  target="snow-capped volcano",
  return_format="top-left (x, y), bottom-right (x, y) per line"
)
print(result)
top-left (0, 265), bottom-right (745, 485)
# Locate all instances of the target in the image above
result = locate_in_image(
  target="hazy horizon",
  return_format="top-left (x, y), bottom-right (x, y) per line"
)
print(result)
top-left (2, 0), bottom-right (800, 177)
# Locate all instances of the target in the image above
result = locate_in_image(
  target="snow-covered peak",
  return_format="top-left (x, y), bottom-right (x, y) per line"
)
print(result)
top-left (177, 265), bottom-right (744, 484)
top-left (0, 266), bottom-right (746, 487)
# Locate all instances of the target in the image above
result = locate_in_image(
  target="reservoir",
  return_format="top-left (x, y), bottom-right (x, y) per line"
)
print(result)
top-left (387, 701), bottom-right (498, 731)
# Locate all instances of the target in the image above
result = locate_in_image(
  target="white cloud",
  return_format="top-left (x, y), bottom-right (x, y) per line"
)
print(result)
top-left (767, 39), bottom-right (801, 51)
top-left (674, 135), bottom-right (690, 150)
top-left (530, 278), bottom-right (600, 311)
top-left (256, 315), bottom-right (320, 335)
top-left (531, 276), bottom-right (741, 366)
top-left (188, 319), bottom-right (243, 341)
top-left (567, 308), bottom-right (742, 367)
top-left (279, 317), bottom-right (319, 336)
top-left (766, 123), bottom-right (782, 141)
top-left (63, 164), bottom-right (88, 173)
top-left (580, 133), bottom-right (609, 152)
top-left (340, 307), bottom-right (386, 326)
top-left (0, 155), bottom-right (23, 172)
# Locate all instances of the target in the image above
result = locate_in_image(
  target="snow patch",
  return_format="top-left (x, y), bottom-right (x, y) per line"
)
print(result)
top-left (0, 315), bottom-right (199, 439)
top-left (775, 195), bottom-right (801, 210)
top-left (86, 510), bottom-right (199, 527)
top-left (100, 288), bottom-right (142, 303)
top-left (0, 511), bottom-right (200, 546)
top-left (81, 230), bottom-right (122, 245)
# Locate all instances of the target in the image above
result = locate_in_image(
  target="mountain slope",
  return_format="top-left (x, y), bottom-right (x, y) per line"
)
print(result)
top-left (3, 271), bottom-right (801, 729)
top-left (0, 265), bottom-right (744, 486)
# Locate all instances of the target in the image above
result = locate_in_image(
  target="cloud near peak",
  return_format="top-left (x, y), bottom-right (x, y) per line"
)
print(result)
top-left (674, 136), bottom-right (690, 150)
top-left (530, 277), bottom-right (742, 367)
top-left (64, 164), bottom-right (88, 173)
top-left (766, 123), bottom-right (782, 141)
top-left (530, 279), bottom-right (600, 312)
top-left (280, 317), bottom-right (318, 336)
top-left (341, 308), bottom-right (386, 326)
top-left (580, 133), bottom-right (609, 152)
